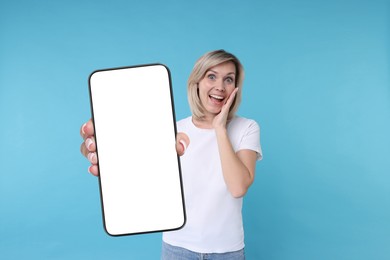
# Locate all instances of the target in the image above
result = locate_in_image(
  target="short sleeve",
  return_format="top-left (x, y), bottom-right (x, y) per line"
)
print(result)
top-left (238, 120), bottom-right (263, 161)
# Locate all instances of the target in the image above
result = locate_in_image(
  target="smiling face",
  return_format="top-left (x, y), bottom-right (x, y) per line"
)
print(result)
top-left (197, 61), bottom-right (237, 119)
top-left (187, 50), bottom-right (244, 122)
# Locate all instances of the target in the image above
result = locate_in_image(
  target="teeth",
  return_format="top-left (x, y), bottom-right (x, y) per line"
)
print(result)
top-left (210, 95), bottom-right (224, 100)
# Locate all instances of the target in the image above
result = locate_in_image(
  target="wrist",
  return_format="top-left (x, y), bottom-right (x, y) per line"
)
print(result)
top-left (214, 125), bottom-right (227, 135)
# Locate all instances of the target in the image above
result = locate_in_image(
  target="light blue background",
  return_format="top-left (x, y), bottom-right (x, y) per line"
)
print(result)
top-left (1, 0), bottom-right (389, 259)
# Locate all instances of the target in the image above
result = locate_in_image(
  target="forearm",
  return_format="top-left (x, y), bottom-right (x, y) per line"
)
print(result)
top-left (215, 127), bottom-right (254, 198)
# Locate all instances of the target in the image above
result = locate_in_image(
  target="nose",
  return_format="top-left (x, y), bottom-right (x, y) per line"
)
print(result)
top-left (215, 79), bottom-right (225, 91)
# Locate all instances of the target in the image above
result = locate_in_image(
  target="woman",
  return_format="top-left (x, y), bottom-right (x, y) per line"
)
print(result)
top-left (80, 50), bottom-right (262, 259)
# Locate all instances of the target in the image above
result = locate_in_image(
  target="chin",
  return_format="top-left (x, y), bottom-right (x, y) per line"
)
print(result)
top-left (203, 104), bottom-right (222, 116)
top-left (208, 109), bottom-right (222, 115)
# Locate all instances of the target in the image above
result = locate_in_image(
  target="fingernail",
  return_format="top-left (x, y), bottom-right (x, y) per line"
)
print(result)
top-left (88, 152), bottom-right (96, 164)
top-left (88, 165), bottom-right (92, 174)
top-left (85, 138), bottom-right (93, 151)
top-left (179, 139), bottom-right (187, 151)
top-left (82, 123), bottom-right (87, 135)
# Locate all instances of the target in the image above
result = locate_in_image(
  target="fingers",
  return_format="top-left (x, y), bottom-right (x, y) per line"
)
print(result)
top-left (88, 165), bottom-right (99, 177)
top-left (80, 140), bottom-right (99, 174)
top-left (224, 88), bottom-right (239, 108)
top-left (80, 142), bottom-right (89, 157)
top-left (80, 119), bottom-right (99, 176)
top-left (176, 132), bottom-right (190, 156)
top-left (212, 89), bottom-right (239, 129)
top-left (80, 119), bottom-right (94, 139)
top-left (87, 152), bottom-right (98, 164)
top-left (80, 135), bottom-right (97, 157)
top-left (85, 136), bottom-right (96, 152)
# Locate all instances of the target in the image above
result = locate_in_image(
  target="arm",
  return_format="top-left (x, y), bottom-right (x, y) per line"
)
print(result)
top-left (212, 88), bottom-right (258, 198)
top-left (215, 127), bottom-right (257, 198)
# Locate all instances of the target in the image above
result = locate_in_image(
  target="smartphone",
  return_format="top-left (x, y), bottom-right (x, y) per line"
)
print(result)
top-left (88, 64), bottom-right (186, 236)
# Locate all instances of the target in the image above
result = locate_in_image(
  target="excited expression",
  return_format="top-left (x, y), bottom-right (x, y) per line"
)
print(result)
top-left (197, 61), bottom-right (237, 117)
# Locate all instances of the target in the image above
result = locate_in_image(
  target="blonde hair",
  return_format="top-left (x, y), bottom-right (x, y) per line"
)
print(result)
top-left (187, 49), bottom-right (244, 121)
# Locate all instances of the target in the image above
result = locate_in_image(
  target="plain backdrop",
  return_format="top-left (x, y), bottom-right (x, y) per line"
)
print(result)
top-left (0, 0), bottom-right (389, 259)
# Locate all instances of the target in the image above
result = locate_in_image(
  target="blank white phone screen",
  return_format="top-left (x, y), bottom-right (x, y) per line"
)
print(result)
top-left (89, 64), bottom-right (186, 236)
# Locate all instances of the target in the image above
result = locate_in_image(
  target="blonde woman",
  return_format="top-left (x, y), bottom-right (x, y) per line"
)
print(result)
top-left (80, 50), bottom-right (262, 259)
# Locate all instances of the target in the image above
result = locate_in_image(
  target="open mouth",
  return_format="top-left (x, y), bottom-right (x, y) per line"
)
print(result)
top-left (209, 94), bottom-right (225, 104)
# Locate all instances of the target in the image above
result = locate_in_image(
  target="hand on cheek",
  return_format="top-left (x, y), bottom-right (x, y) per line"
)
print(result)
top-left (213, 88), bottom-right (238, 129)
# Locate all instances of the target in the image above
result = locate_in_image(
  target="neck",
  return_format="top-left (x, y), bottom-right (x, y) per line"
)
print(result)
top-left (192, 115), bottom-right (214, 129)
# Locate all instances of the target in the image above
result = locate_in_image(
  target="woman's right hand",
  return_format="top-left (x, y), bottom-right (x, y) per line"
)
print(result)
top-left (80, 119), bottom-right (99, 176)
top-left (80, 120), bottom-right (189, 177)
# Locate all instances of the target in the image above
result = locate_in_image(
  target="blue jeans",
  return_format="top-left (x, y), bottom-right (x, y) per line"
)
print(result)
top-left (161, 242), bottom-right (245, 260)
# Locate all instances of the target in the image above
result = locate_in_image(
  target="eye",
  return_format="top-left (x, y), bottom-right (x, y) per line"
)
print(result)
top-left (225, 77), bottom-right (235, 84)
top-left (207, 73), bottom-right (216, 80)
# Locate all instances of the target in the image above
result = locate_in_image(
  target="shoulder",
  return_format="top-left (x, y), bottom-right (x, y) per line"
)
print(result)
top-left (176, 116), bottom-right (192, 131)
top-left (227, 116), bottom-right (262, 157)
top-left (229, 116), bottom-right (260, 132)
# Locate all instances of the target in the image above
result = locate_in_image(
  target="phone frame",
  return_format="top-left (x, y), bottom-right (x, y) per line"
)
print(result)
top-left (88, 64), bottom-right (186, 236)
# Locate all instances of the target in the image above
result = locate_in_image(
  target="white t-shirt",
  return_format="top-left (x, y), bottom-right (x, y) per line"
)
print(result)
top-left (163, 116), bottom-right (262, 253)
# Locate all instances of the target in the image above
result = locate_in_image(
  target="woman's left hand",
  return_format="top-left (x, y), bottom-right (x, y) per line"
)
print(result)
top-left (212, 88), bottom-right (239, 129)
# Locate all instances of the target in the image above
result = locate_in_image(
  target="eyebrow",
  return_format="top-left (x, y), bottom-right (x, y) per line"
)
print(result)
top-left (207, 69), bottom-right (236, 75)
